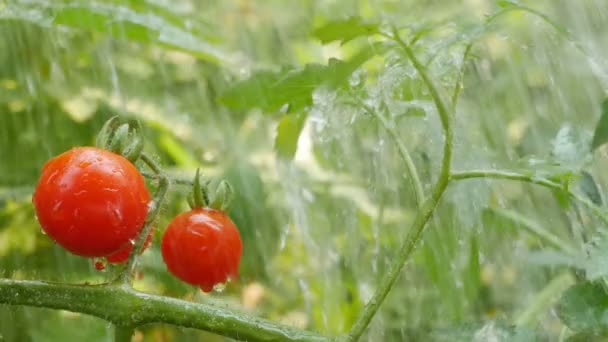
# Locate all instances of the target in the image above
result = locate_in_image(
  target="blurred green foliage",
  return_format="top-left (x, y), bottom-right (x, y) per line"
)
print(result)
top-left (1, 0), bottom-right (608, 341)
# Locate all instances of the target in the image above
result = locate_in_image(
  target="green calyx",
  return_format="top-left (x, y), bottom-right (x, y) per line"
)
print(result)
top-left (210, 180), bottom-right (234, 212)
top-left (96, 116), bottom-right (144, 162)
top-left (187, 168), bottom-right (211, 209)
top-left (187, 168), bottom-right (234, 211)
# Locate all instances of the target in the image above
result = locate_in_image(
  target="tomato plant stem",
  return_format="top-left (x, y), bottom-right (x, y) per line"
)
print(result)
top-left (348, 27), bottom-right (454, 341)
top-left (360, 103), bottom-right (425, 206)
top-left (120, 153), bottom-right (170, 285)
top-left (450, 169), bottom-right (608, 226)
top-left (0, 279), bottom-right (328, 342)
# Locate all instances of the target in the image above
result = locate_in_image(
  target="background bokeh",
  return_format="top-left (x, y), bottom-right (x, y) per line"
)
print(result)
top-left (1, 0), bottom-right (608, 341)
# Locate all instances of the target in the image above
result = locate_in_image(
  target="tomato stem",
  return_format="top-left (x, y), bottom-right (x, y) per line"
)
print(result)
top-left (139, 153), bottom-right (163, 176)
top-left (348, 26), bottom-right (454, 341)
top-left (450, 169), bottom-right (608, 227)
top-left (0, 279), bottom-right (328, 342)
top-left (355, 98), bottom-right (425, 207)
top-left (120, 153), bottom-right (170, 285)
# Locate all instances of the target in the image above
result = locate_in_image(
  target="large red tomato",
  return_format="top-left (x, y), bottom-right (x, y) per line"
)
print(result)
top-left (33, 147), bottom-right (150, 257)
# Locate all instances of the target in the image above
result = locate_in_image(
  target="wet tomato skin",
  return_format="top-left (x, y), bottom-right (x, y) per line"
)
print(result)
top-left (161, 208), bottom-right (242, 292)
top-left (33, 147), bottom-right (150, 257)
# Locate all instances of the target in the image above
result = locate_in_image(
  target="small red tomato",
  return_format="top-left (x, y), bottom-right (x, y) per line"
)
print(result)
top-left (106, 227), bottom-right (154, 264)
top-left (33, 147), bottom-right (150, 257)
top-left (161, 208), bottom-right (242, 292)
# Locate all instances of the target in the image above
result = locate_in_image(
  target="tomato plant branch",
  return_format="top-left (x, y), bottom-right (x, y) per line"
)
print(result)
top-left (348, 27), bottom-right (454, 341)
top-left (450, 169), bottom-right (608, 226)
top-left (451, 42), bottom-right (473, 110)
top-left (120, 153), bottom-right (170, 285)
top-left (357, 100), bottom-right (425, 205)
top-left (0, 279), bottom-right (328, 342)
top-left (139, 153), bottom-right (163, 176)
top-left (488, 207), bottom-right (578, 256)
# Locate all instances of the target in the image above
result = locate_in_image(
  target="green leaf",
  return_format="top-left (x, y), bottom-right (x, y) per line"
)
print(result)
top-left (220, 45), bottom-right (383, 113)
top-left (484, 207), bottom-right (577, 255)
top-left (551, 123), bottom-right (592, 170)
top-left (312, 17), bottom-right (379, 45)
top-left (223, 162), bottom-right (281, 280)
top-left (581, 233), bottom-right (608, 280)
top-left (579, 171), bottom-right (603, 206)
top-left (557, 281), bottom-right (608, 335)
top-left (1, 1), bottom-right (233, 65)
top-left (497, 0), bottom-right (518, 8)
top-left (591, 99), bottom-right (608, 150)
top-left (514, 271), bottom-right (575, 327)
top-left (275, 112), bottom-right (308, 159)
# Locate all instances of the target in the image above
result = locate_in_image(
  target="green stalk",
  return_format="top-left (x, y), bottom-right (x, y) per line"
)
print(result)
top-left (488, 207), bottom-right (578, 256)
top-left (0, 280), bottom-right (327, 342)
top-left (451, 43), bottom-right (474, 110)
top-left (450, 169), bottom-right (608, 226)
top-left (360, 103), bottom-right (425, 206)
top-left (120, 153), bottom-right (169, 285)
top-left (348, 27), bottom-right (454, 341)
top-left (513, 271), bottom-right (575, 327)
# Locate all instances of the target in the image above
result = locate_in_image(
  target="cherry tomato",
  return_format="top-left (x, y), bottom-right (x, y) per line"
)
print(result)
top-left (106, 227), bottom-right (154, 264)
top-left (161, 208), bottom-right (242, 292)
top-left (33, 147), bottom-right (150, 257)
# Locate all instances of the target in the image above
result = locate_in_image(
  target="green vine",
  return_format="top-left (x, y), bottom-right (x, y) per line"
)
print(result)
top-left (347, 26), bottom-right (454, 341)
top-left (0, 279), bottom-right (327, 342)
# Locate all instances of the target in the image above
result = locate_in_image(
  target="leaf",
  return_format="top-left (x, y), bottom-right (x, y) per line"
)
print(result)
top-left (591, 99), bottom-right (608, 151)
top-left (223, 162), bottom-right (281, 280)
top-left (497, 0), bottom-right (519, 7)
top-left (579, 171), bottom-right (603, 206)
top-left (582, 233), bottom-right (608, 280)
top-left (554, 170), bottom-right (603, 209)
top-left (1, 1), bottom-right (233, 65)
top-left (550, 123), bottom-right (592, 170)
top-left (484, 207), bottom-right (577, 255)
top-left (514, 271), bottom-right (575, 327)
top-left (557, 281), bottom-right (608, 335)
top-left (275, 112), bottom-right (308, 159)
top-left (312, 17), bottom-right (379, 45)
top-left (220, 44), bottom-right (383, 113)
